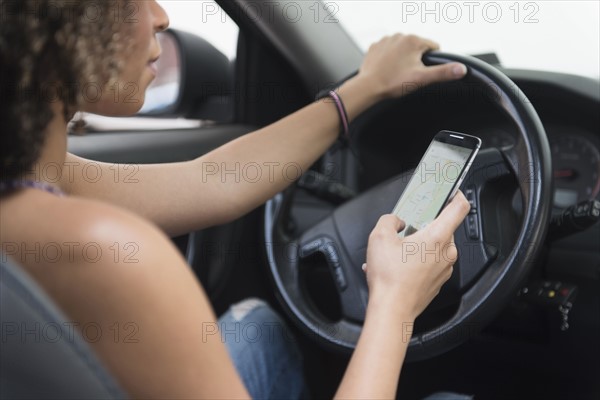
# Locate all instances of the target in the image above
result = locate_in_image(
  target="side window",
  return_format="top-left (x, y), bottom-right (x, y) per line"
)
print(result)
top-left (159, 0), bottom-right (238, 60)
top-left (77, 1), bottom-right (239, 132)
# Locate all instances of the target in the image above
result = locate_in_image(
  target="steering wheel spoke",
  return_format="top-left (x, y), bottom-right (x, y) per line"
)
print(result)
top-left (297, 226), bottom-right (369, 323)
top-left (449, 147), bottom-right (514, 292)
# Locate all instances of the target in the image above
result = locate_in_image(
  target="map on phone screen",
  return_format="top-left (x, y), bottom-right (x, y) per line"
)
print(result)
top-left (392, 140), bottom-right (473, 237)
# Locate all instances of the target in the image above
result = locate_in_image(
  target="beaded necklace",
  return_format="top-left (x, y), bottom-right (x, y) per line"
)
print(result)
top-left (0, 180), bottom-right (66, 197)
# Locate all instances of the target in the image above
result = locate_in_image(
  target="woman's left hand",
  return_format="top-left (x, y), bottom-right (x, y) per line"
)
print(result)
top-left (358, 33), bottom-right (467, 99)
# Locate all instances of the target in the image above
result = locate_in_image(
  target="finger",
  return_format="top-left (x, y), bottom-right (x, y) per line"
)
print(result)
top-left (419, 63), bottom-right (467, 85)
top-left (417, 37), bottom-right (440, 52)
top-left (428, 191), bottom-right (471, 237)
top-left (375, 214), bottom-right (406, 234)
top-left (445, 236), bottom-right (459, 264)
top-left (361, 263), bottom-right (367, 272)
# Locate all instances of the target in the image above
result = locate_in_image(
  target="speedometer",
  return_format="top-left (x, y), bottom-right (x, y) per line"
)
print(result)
top-left (551, 134), bottom-right (600, 208)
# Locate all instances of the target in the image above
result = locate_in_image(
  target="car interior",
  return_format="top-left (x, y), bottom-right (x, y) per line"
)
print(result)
top-left (1, 1), bottom-right (599, 399)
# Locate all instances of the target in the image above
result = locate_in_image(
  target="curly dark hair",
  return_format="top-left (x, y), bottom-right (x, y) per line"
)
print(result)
top-left (0, 0), bottom-right (128, 181)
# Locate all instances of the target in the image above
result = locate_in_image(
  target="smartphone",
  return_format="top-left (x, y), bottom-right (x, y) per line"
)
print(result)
top-left (392, 131), bottom-right (481, 237)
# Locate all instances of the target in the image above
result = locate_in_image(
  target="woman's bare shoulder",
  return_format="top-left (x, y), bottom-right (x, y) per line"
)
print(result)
top-left (6, 190), bottom-right (153, 236)
top-left (1, 191), bottom-right (243, 398)
top-left (1, 190), bottom-right (187, 280)
top-left (60, 194), bottom-right (170, 248)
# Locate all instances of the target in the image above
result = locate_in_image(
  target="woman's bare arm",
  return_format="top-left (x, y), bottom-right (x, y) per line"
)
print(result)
top-left (61, 35), bottom-right (466, 236)
top-left (61, 75), bottom-right (377, 236)
top-left (335, 193), bottom-right (471, 399)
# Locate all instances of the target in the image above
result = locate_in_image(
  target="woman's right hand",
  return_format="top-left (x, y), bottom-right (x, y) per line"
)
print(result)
top-left (363, 191), bottom-right (471, 321)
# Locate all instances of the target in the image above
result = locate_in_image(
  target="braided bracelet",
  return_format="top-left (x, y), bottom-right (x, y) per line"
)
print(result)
top-left (326, 90), bottom-right (350, 140)
top-left (316, 89), bottom-right (350, 147)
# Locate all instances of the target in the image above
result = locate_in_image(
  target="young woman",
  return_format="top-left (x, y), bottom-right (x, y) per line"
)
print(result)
top-left (0, 1), bottom-right (471, 398)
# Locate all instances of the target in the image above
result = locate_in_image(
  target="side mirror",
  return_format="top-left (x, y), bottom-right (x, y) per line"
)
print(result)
top-left (139, 28), bottom-right (233, 121)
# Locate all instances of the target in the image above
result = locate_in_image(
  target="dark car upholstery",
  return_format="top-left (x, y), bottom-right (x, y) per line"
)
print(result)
top-left (0, 255), bottom-right (126, 399)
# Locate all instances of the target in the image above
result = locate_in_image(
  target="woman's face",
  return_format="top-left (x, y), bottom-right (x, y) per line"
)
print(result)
top-left (82, 0), bottom-right (169, 117)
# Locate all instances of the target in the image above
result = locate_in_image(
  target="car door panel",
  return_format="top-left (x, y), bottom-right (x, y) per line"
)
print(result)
top-left (68, 124), bottom-right (255, 164)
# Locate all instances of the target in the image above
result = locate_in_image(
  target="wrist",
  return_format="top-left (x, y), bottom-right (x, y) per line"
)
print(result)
top-left (337, 74), bottom-right (386, 120)
top-left (365, 292), bottom-right (416, 346)
top-left (343, 73), bottom-right (387, 102)
top-left (366, 288), bottom-right (417, 326)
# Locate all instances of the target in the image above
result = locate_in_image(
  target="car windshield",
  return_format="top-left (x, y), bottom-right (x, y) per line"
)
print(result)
top-left (334, 1), bottom-right (599, 79)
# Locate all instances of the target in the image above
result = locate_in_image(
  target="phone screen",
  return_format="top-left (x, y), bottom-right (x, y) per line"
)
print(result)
top-left (392, 133), bottom-right (480, 237)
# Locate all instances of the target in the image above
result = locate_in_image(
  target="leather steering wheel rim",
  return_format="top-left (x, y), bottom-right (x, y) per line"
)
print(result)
top-left (264, 51), bottom-right (553, 360)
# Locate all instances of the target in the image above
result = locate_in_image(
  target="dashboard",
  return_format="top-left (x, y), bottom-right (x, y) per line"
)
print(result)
top-left (353, 69), bottom-right (600, 218)
top-left (473, 124), bottom-right (600, 209)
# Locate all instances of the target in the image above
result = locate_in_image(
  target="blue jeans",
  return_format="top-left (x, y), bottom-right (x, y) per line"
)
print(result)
top-left (218, 298), bottom-right (306, 400)
top-left (219, 299), bottom-right (472, 400)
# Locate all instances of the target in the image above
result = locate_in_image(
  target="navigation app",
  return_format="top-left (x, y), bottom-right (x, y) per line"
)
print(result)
top-left (392, 140), bottom-right (473, 237)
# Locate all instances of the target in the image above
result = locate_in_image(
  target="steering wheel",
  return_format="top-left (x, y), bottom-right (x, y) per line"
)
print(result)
top-left (264, 52), bottom-right (553, 361)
